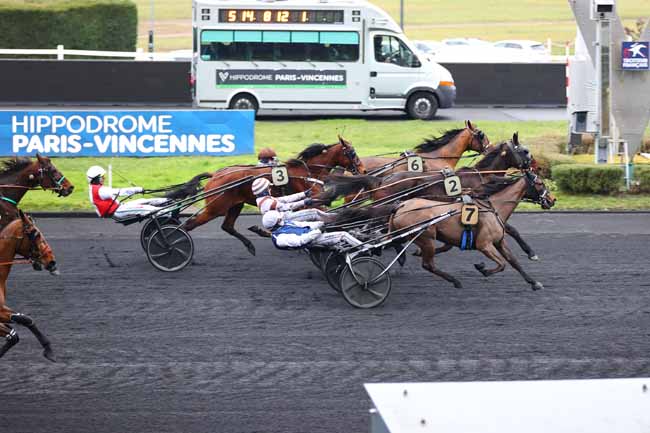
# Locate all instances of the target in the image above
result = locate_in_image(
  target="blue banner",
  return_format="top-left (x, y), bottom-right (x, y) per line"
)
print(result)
top-left (0, 110), bottom-right (255, 157)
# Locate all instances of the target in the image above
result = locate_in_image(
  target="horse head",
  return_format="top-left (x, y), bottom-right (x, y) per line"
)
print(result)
top-left (465, 120), bottom-right (491, 154)
top-left (524, 169), bottom-right (556, 210)
top-left (32, 154), bottom-right (75, 197)
top-left (18, 210), bottom-right (58, 275)
top-left (336, 135), bottom-right (365, 175)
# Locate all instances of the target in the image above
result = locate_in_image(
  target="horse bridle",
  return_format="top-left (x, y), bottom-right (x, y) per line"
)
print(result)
top-left (524, 169), bottom-right (552, 206)
top-left (36, 162), bottom-right (67, 195)
top-left (342, 145), bottom-right (363, 175)
top-left (470, 128), bottom-right (489, 154)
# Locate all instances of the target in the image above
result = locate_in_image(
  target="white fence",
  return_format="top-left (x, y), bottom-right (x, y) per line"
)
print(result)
top-left (0, 45), bottom-right (191, 61)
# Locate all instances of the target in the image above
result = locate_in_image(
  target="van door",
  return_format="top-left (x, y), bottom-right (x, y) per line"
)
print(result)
top-left (368, 34), bottom-right (423, 109)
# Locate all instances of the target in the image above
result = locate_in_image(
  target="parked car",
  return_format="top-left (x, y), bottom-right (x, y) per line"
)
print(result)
top-left (493, 40), bottom-right (550, 59)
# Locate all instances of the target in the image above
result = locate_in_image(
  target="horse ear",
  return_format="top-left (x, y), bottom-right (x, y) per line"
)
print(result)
top-left (36, 152), bottom-right (46, 163)
top-left (466, 120), bottom-right (474, 130)
top-left (512, 132), bottom-right (519, 145)
top-left (338, 135), bottom-right (349, 147)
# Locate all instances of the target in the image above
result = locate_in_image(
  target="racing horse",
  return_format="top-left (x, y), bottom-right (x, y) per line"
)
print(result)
top-left (0, 211), bottom-right (59, 361)
top-left (0, 154), bottom-right (75, 229)
top-left (390, 170), bottom-right (555, 290)
top-left (322, 134), bottom-right (543, 260)
top-left (361, 120), bottom-right (491, 175)
top-left (181, 137), bottom-right (365, 255)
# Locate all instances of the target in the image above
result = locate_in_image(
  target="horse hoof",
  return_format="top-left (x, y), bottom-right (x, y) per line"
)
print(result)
top-left (397, 255), bottom-right (406, 267)
top-left (453, 282), bottom-right (463, 289)
top-left (246, 245), bottom-right (256, 256)
top-left (528, 255), bottom-right (539, 261)
top-left (532, 282), bottom-right (544, 291)
top-left (43, 347), bottom-right (57, 363)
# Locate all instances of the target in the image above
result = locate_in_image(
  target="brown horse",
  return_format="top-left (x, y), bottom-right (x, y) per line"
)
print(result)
top-left (390, 170), bottom-right (555, 290)
top-left (182, 137), bottom-right (365, 255)
top-left (0, 211), bottom-right (58, 361)
top-left (0, 154), bottom-right (75, 228)
top-left (362, 120), bottom-right (490, 175)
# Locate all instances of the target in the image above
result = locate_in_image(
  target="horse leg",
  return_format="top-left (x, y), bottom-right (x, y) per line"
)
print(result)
top-left (8, 311), bottom-right (56, 362)
top-left (0, 323), bottom-right (18, 359)
top-left (474, 243), bottom-right (507, 277)
top-left (183, 204), bottom-right (221, 232)
top-left (419, 238), bottom-right (463, 289)
top-left (433, 243), bottom-right (454, 256)
top-left (495, 240), bottom-right (544, 291)
top-left (505, 222), bottom-right (538, 261)
top-left (222, 203), bottom-right (256, 256)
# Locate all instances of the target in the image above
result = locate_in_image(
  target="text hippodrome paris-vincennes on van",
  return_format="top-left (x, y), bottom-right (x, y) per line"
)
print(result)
top-left (10, 114), bottom-right (237, 155)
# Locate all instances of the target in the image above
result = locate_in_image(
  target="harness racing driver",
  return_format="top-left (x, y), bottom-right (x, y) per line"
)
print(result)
top-left (262, 210), bottom-right (362, 250)
top-left (251, 177), bottom-right (334, 223)
top-left (86, 165), bottom-right (168, 219)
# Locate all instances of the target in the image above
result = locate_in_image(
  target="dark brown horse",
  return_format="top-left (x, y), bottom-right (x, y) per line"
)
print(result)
top-left (390, 170), bottom-right (555, 290)
top-left (0, 154), bottom-right (75, 229)
top-left (0, 211), bottom-right (58, 361)
top-left (362, 120), bottom-right (491, 175)
top-left (182, 137), bottom-right (365, 255)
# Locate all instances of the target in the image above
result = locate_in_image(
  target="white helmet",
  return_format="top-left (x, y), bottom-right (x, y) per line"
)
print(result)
top-left (86, 165), bottom-right (106, 182)
top-left (252, 178), bottom-right (271, 196)
top-left (262, 210), bottom-right (283, 230)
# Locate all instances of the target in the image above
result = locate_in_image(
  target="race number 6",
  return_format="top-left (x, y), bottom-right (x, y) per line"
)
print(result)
top-left (407, 156), bottom-right (423, 172)
top-left (271, 166), bottom-right (289, 186)
top-left (444, 175), bottom-right (461, 196)
top-left (461, 204), bottom-right (479, 226)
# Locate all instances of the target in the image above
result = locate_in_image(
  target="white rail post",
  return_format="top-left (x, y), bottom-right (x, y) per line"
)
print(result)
top-left (108, 164), bottom-right (112, 188)
top-left (56, 44), bottom-right (64, 60)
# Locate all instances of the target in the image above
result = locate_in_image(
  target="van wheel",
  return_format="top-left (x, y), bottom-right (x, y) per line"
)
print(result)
top-left (229, 93), bottom-right (259, 113)
top-left (406, 92), bottom-right (438, 120)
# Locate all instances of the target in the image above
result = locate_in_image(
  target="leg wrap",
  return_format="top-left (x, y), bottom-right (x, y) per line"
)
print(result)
top-left (11, 313), bottom-right (34, 327)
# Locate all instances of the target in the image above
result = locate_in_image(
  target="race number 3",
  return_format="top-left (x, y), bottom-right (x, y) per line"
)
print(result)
top-left (444, 175), bottom-right (461, 196)
top-left (407, 156), bottom-right (423, 172)
top-left (271, 166), bottom-right (289, 186)
top-left (461, 204), bottom-right (479, 226)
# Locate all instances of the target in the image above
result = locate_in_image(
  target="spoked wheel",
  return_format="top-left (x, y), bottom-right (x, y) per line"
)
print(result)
top-left (146, 225), bottom-right (194, 272)
top-left (140, 216), bottom-right (181, 251)
top-left (339, 257), bottom-right (392, 309)
top-left (323, 252), bottom-right (346, 293)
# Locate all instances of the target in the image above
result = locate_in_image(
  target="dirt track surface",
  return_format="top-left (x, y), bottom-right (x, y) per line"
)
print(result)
top-left (2, 214), bottom-right (650, 433)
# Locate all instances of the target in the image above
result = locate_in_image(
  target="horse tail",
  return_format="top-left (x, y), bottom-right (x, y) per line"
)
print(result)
top-left (317, 174), bottom-right (382, 204)
top-left (164, 172), bottom-right (213, 200)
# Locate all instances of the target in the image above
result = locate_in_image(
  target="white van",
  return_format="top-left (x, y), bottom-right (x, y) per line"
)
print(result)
top-left (191, 0), bottom-right (456, 119)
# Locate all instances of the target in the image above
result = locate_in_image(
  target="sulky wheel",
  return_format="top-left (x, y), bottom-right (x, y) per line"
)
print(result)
top-left (339, 257), bottom-right (392, 309)
top-left (307, 249), bottom-right (324, 270)
top-left (323, 252), bottom-right (347, 293)
top-left (140, 216), bottom-right (181, 251)
top-left (146, 224), bottom-right (194, 272)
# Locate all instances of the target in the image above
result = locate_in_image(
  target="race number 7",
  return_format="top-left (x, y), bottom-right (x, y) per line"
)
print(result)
top-left (461, 204), bottom-right (479, 225)
top-left (271, 166), bottom-right (289, 186)
top-left (407, 156), bottom-right (423, 172)
top-left (444, 175), bottom-right (461, 196)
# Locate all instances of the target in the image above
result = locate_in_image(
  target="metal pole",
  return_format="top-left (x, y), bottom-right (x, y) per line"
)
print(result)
top-left (148, 0), bottom-right (154, 54)
top-left (595, 17), bottom-right (610, 164)
top-left (400, 0), bottom-right (404, 30)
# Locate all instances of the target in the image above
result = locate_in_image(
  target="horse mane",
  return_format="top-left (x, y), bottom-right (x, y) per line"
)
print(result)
top-left (297, 143), bottom-right (334, 161)
top-left (414, 128), bottom-right (464, 153)
top-left (474, 141), bottom-right (508, 169)
top-left (475, 175), bottom-right (521, 196)
top-left (0, 157), bottom-right (32, 176)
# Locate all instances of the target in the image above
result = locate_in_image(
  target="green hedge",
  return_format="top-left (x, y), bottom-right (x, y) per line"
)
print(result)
top-left (553, 164), bottom-right (623, 194)
top-left (634, 165), bottom-right (650, 193)
top-left (0, 1), bottom-right (137, 52)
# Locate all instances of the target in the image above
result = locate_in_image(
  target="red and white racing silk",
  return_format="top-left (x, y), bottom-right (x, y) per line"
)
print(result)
top-left (256, 191), bottom-right (308, 214)
top-left (89, 185), bottom-right (142, 217)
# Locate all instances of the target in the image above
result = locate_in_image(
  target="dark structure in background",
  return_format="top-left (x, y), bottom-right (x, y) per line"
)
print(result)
top-left (0, 60), bottom-right (565, 106)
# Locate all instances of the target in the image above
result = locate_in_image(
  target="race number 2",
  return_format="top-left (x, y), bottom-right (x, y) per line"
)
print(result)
top-left (444, 175), bottom-right (461, 196)
top-left (407, 156), bottom-right (423, 172)
top-left (271, 166), bottom-right (289, 186)
top-left (461, 204), bottom-right (479, 225)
